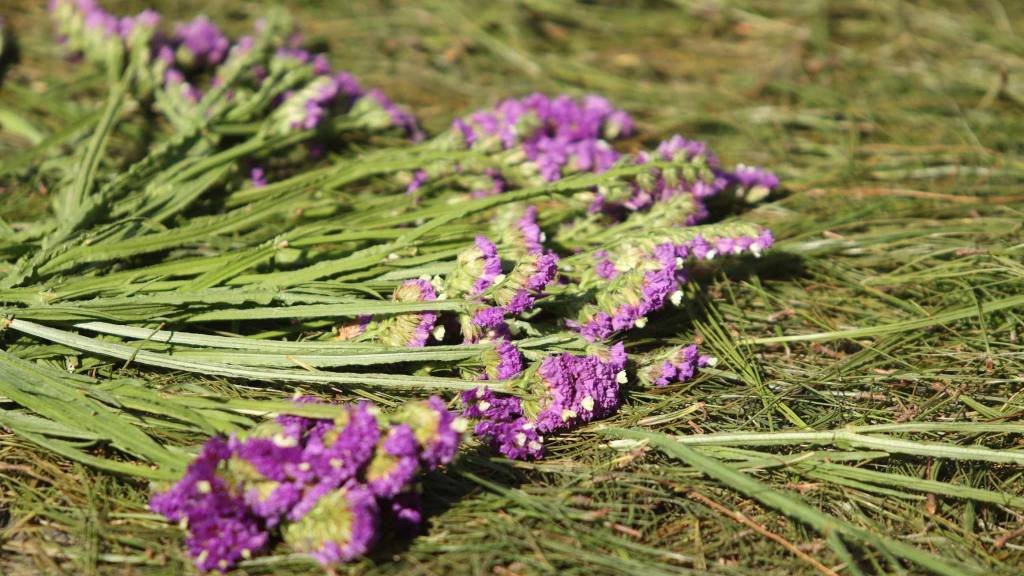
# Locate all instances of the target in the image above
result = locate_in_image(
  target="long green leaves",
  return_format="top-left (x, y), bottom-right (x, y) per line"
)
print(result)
top-left (602, 427), bottom-right (985, 576)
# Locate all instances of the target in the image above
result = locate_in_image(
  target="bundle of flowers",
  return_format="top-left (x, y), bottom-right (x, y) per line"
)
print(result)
top-left (150, 397), bottom-right (462, 572)
top-left (8, 2), bottom-right (784, 572)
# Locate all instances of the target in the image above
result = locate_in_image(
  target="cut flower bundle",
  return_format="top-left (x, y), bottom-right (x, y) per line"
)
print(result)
top-left (0, 1), bottom-right (778, 571)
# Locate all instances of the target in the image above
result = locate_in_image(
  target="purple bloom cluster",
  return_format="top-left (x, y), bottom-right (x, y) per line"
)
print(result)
top-left (677, 228), bottom-right (775, 260)
top-left (174, 15), bottom-right (230, 66)
top-left (480, 338), bottom-right (525, 381)
top-left (453, 93), bottom-right (633, 181)
top-left (576, 243), bottom-right (680, 342)
top-left (461, 387), bottom-right (544, 460)
top-left (377, 279), bottom-right (439, 348)
top-left (461, 344), bottom-right (627, 460)
top-left (49, 0), bottom-right (161, 60)
top-left (149, 438), bottom-right (268, 573)
top-left (151, 397), bottom-right (463, 572)
top-left (639, 344), bottom-right (715, 388)
top-left (515, 205), bottom-right (545, 256)
top-left (576, 227), bottom-right (774, 341)
top-left (728, 164), bottom-right (780, 194)
top-left (446, 235), bottom-right (502, 300)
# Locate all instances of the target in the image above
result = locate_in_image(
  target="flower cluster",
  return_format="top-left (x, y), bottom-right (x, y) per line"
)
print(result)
top-left (374, 279), bottom-right (439, 348)
top-left (50, 2), bottom-right (421, 141)
top-left (151, 397), bottom-right (463, 572)
top-left (452, 93), bottom-right (633, 182)
top-left (461, 343), bottom-right (627, 460)
top-left (49, 0), bottom-right (161, 63)
top-left (573, 243), bottom-right (683, 342)
top-left (637, 344), bottom-right (716, 388)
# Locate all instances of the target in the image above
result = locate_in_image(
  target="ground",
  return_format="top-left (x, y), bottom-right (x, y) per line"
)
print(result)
top-left (1, 1), bottom-right (1023, 574)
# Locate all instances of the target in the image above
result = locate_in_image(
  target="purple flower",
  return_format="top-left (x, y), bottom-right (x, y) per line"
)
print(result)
top-left (365, 424), bottom-right (420, 498)
top-left (186, 512), bottom-right (269, 573)
top-left (461, 386), bottom-right (523, 423)
top-left (398, 396), bottom-right (463, 469)
top-left (449, 236), bottom-right (502, 298)
top-left (117, 9), bottom-right (159, 40)
top-left (249, 167), bottom-right (267, 188)
top-left (175, 15), bottom-right (230, 66)
top-left (471, 236), bottom-right (502, 295)
top-left (577, 243), bottom-right (679, 341)
top-left (452, 93), bottom-right (633, 181)
top-left (516, 205), bottom-right (545, 255)
top-left (149, 437), bottom-right (271, 573)
top-left (150, 437), bottom-right (234, 523)
top-left (472, 307), bottom-right (506, 329)
top-left (491, 251), bottom-right (559, 315)
top-left (494, 417), bottom-right (545, 460)
top-left (460, 387), bottom-right (542, 460)
top-left (282, 484), bottom-right (379, 565)
top-left (641, 344), bottom-right (715, 388)
top-left (406, 170), bottom-right (428, 194)
top-left (531, 344), bottom-right (626, 433)
top-left (302, 401), bottom-right (380, 487)
top-left (367, 89), bottom-right (423, 140)
top-left (729, 164), bottom-right (780, 192)
top-left (594, 251), bottom-right (618, 280)
top-left (481, 338), bottom-right (524, 381)
top-left (676, 229), bottom-right (774, 261)
top-left (378, 279), bottom-right (438, 347)
top-left (228, 434), bottom-right (308, 525)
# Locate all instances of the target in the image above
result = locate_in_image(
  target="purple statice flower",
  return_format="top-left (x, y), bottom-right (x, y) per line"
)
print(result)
top-left (728, 164), bottom-right (780, 193)
top-left (494, 417), bottom-right (545, 460)
top-left (461, 386), bottom-right (522, 424)
top-left (480, 338), bottom-right (524, 381)
top-left (576, 243), bottom-right (678, 341)
top-left (117, 8), bottom-right (159, 40)
top-left (377, 279), bottom-right (438, 348)
top-left (274, 395), bottom-right (327, 440)
top-left (364, 424), bottom-right (420, 498)
top-left (502, 289), bottom-right (535, 316)
top-left (594, 250), bottom-right (618, 280)
top-left (302, 401), bottom-right (380, 487)
top-left (150, 437), bottom-right (270, 573)
top-left (150, 437), bottom-right (233, 524)
top-left (186, 512), bottom-right (269, 573)
top-left (164, 68), bottom-right (202, 103)
top-left (228, 433), bottom-right (310, 526)
top-left (472, 306), bottom-right (506, 329)
top-left (516, 205), bottom-right (545, 255)
top-left (676, 228), bottom-right (774, 261)
top-left (398, 396), bottom-right (463, 469)
top-left (365, 89), bottom-right (424, 141)
top-left (642, 344), bottom-right (715, 388)
top-left (406, 170), bottom-right (428, 194)
top-left (566, 139), bottom-right (619, 174)
top-left (490, 251), bottom-right (559, 316)
top-left (282, 484), bottom-right (379, 565)
top-left (249, 167), bottom-right (267, 188)
top-left (275, 47), bottom-right (332, 75)
top-left (460, 387), bottom-right (543, 460)
top-left (448, 235), bottom-right (501, 298)
top-left (50, 0), bottom-right (156, 63)
top-left (471, 236), bottom-right (502, 295)
top-left (531, 343), bottom-right (627, 433)
top-left (174, 15), bottom-right (230, 66)
top-left (452, 93), bottom-right (633, 180)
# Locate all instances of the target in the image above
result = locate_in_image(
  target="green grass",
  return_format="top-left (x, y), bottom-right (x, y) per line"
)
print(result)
top-left (2, 0), bottom-right (1024, 574)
